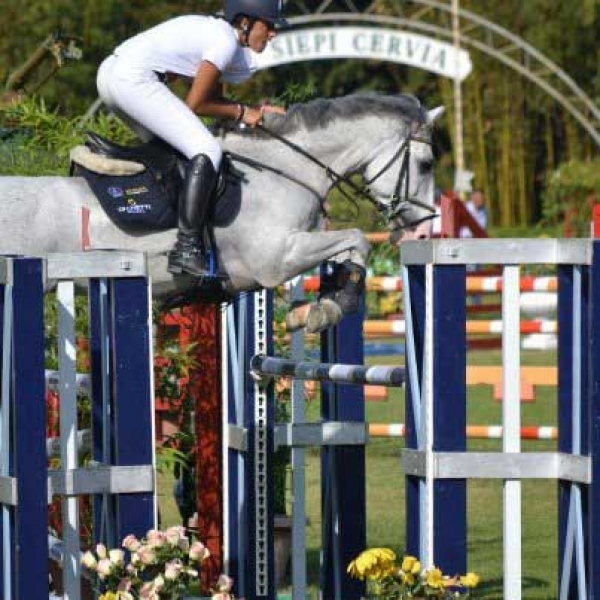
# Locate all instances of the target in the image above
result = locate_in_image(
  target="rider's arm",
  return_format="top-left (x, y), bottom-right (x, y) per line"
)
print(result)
top-left (186, 60), bottom-right (265, 127)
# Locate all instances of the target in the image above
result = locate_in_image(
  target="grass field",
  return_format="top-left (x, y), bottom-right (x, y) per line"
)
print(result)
top-left (157, 346), bottom-right (561, 599)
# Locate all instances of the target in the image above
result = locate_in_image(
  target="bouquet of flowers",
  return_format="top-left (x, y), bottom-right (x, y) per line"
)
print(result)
top-left (82, 526), bottom-right (234, 600)
top-left (348, 548), bottom-right (479, 599)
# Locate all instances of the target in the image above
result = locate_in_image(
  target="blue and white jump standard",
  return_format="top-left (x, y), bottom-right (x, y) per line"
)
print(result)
top-left (400, 238), bottom-right (598, 600)
top-left (0, 252), bottom-right (156, 600)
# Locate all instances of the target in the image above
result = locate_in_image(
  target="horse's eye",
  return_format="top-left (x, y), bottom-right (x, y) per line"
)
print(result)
top-left (418, 160), bottom-right (433, 175)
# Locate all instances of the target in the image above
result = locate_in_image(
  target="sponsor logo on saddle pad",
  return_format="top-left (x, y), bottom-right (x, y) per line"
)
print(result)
top-left (117, 204), bottom-right (152, 214)
top-left (126, 186), bottom-right (149, 196)
top-left (108, 186), bottom-right (124, 198)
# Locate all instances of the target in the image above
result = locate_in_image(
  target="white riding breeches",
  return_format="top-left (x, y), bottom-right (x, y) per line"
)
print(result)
top-left (96, 55), bottom-right (223, 169)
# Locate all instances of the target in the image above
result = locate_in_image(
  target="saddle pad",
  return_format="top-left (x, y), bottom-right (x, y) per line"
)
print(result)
top-left (72, 161), bottom-right (177, 233)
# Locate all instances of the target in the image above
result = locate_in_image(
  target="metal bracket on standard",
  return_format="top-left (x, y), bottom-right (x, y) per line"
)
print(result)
top-left (47, 464), bottom-right (155, 501)
top-left (275, 421), bottom-right (368, 448)
top-left (401, 449), bottom-right (591, 484)
top-left (228, 424), bottom-right (248, 453)
top-left (0, 475), bottom-right (17, 506)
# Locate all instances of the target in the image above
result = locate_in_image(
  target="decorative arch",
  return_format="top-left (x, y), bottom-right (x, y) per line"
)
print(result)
top-left (254, 26), bottom-right (472, 81)
top-left (270, 0), bottom-right (599, 147)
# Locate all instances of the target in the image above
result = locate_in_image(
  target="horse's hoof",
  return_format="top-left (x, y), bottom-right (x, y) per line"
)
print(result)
top-left (305, 299), bottom-right (343, 334)
top-left (286, 302), bottom-right (310, 332)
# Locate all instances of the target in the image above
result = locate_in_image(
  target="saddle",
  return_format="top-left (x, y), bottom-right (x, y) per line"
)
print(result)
top-left (70, 132), bottom-right (231, 234)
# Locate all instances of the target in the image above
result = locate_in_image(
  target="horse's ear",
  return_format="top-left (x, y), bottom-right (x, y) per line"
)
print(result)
top-left (427, 106), bottom-right (445, 124)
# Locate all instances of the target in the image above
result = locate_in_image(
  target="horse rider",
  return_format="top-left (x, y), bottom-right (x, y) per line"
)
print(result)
top-left (96, 0), bottom-right (287, 277)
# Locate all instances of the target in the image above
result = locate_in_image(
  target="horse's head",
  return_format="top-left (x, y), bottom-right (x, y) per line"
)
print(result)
top-left (362, 102), bottom-right (445, 243)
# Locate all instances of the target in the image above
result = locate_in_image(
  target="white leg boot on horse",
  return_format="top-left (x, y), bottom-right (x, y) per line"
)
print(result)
top-left (286, 259), bottom-right (367, 334)
top-left (168, 154), bottom-right (216, 277)
top-left (281, 230), bottom-right (370, 334)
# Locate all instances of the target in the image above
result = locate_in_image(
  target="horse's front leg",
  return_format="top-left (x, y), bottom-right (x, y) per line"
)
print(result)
top-left (280, 229), bottom-right (370, 334)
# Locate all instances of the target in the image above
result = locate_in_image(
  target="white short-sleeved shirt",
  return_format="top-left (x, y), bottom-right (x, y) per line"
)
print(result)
top-left (114, 15), bottom-right (258, 84)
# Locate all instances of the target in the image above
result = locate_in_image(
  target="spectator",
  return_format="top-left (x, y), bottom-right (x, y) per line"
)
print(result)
top-left (460, 190), bottom-right (488, 238)
top-left (431, 188), bottom-right (443, 236)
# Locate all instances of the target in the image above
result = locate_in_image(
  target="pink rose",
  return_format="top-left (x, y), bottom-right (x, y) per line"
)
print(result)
top-left (165, 525), bottom-right (185, 546)
top-left (95, 558), bottom-right (113, 579)
top-left (81, 551), bottom-right (97, 570)
top-left (139, 582), bottom-right (159, 600)
top-left (164, 558), bottom-right (183, 581)
top-left (137, 545), bottom-right (156, 565)
top-left (215, 574), bottom-right (234, 592)
top-left (189, 541), bottom-right (210, 562)
top-left (153, 574), bottom-right (165, 590)
top-left (95, 543), bottom-right (107, 559)
top-left (146, 529), bottom-right (166, 548)
top-left (126, 563), bottom-right (138, 576)
top-left (109, 549), bottom-right (125, 565)
top-left (122, 534), bottom-right (141, 552)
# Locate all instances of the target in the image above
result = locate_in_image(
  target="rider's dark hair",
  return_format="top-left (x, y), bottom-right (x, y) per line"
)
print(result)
top-left (230, 14), bottom-right (249, 27)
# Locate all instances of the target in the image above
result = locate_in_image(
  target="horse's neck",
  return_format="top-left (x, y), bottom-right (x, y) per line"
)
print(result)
top-left (222, 120), bottom-right (369, 193)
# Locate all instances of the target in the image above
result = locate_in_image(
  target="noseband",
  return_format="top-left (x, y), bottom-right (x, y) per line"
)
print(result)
top-left (249, 122), bottom-right (436, 227)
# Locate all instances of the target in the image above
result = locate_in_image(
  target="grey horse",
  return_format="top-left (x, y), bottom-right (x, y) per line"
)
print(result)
top-left (0, 93), bottom-right (442, 332)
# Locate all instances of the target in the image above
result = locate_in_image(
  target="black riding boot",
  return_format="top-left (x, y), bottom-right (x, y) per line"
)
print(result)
top-left (168, 154), bottom-right (217, 276)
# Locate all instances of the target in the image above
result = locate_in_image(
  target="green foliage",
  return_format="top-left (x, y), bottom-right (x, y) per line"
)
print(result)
top-left (0, 1), bottom-right (222, 112)
top-left (155, 340), bottom-right (200, 522)
top-left (0, 96), bottom-right (134, 175)
top-left (272, 287), bottom-right (293, 515)
top-left (541, 157), bottom-right (600, 236)
top-left (43, 291), bottom-right (91, 371)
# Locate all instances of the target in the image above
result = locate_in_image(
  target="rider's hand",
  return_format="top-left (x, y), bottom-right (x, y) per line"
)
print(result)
top-left (241, 106), bottom-right (264, 127)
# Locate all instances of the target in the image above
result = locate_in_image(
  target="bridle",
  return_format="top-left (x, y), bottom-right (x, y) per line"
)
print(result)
top-left (245, 122), bottom-right (438, 228)
top-left (362, 132), bottom-right (437, 223)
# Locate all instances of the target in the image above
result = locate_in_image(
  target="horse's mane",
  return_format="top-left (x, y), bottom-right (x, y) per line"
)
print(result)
top-left (223, 93), bottom-right (427, 138)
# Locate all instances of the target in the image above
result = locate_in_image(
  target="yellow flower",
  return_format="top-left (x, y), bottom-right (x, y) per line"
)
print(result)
top-left (401, 571), bottom-right (416, 586)
top-left (99, 594), bottom-right (118, 600)
top-left (424, 567), bottom-right (445, 590)
top-left (401, 556), bottom-right (421, 575)
top-left (460, 572), bottom-right (480, 588)
top-left (347, 548), bottom-right (396, 581)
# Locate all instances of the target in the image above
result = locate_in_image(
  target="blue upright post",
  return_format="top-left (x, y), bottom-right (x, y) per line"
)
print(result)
top-left (90, 278), bottom-right (117, 547)
top-left (6, 258), bottom-right (47, 599)
top-left (557, 264), bottom-right (574, 595)
top-left (403, 261), bottom-right (466, 572)
top-left (245, 290), bottom-right (275, 599)
top-left (404, 264), bottom-right (426, 559)
top-left (90, 276), bottom-right (155, 547)
top-left (557, 262), bottom-right (590, 596)
top-left (111, 277), bottom-right (156, 540)
top-left (431, 264), bottom-right (467, 574)
top-left (588, 241), bottom-right (600, 597)
top-left (223, 294), bottom-right (240, 597)
top-left (320, 264), bottom-right (366, 600)
top-left (226, 295), bottom-right (246, 596)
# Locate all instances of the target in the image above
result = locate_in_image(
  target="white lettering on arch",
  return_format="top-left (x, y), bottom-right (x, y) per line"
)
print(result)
top-left (253, 26), bottom-right (472, 81)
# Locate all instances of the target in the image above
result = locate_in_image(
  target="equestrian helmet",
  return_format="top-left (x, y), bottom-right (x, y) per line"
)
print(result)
top-left (224, 0), bottom-right (288, 27)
